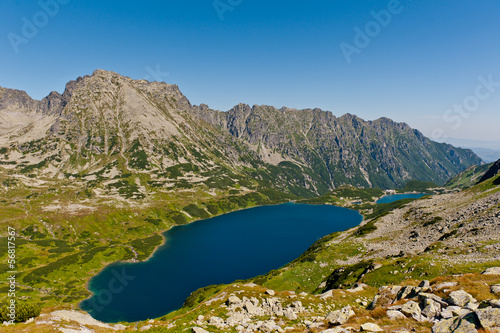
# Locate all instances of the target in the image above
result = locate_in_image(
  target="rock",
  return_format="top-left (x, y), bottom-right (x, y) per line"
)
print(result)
top-left (258, 320), bottom-right (280, 333)
top-left (299, 292), bottom-right (308, 297)
top-left (290, 301), bottom-right (304, 313)
top-left (475, 307), bottom-right (500, 328)
top-left (226, 312), bottom-right (250, 327)
top-left (387, 310), bottom-right (406, 320)
top-left (446, 290), bottom-right (476, 307)
top-left (490, 284), bottom-right (500, 294)
top-left (419, 292), bottom-right (449, 307)
top-left (419, 280), bottom-right (431, 288)
top-left (227, 295), bottom-right (242, 307)
top-left (319, 290), bottom-right (334, 299)
top-left (360, 322), bottom-right (384, 332)
top-left (421, 298), bottom-right (442, 319)
top-left (325, 306), bottom-right (355, 325)
top-left (244, 301), bottom-right (263, 316)
top-left (192, 328), bottom-right (211, 333)
top-left (283, 308), bottom-right (297, 320)
top-left (434, 282), bottom-right (458, 291)
top-left (320, 328), bottom-right (351, 333)
top-left (482, 267), bottom-right (500, 275)
top-left (266, 290), bottom-right (276, 296)
top-left (484, 299), bottom-right (500, 308)
top-left (208, 316), bottom-right (225, 328)
top-left (400, 300), bottom-right (422, 321)
top-left (432, 315), bottom-right (478, 333)
top-left (396, 285), bottom-right (419, 300)
top-left (452, 308), bottom-right (472, 317)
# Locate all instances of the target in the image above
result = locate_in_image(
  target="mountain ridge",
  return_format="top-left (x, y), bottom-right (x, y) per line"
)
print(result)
top-left (0, 69), bottom-right (482, 197)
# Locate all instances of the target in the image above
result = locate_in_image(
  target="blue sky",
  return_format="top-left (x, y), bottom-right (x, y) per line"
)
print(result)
top-left (1, 0), bottom-right (499, 144)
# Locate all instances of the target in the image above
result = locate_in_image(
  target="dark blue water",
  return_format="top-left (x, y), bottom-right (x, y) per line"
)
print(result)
top-left (80, 203), bottom-right (362, 323)
top-left (376, 193), bottom-right (427, 204)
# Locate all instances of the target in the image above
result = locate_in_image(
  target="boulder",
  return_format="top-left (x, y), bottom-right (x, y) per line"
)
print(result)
top-left (491, 284), bottom-right (500, 294)
top-left (482, 267), bottom-right (500, 275)
top-left (192, 328), bottom-right (211, 333)
top-left (387, 310), bottom-right (406, 320)
top-left (244, 301), bottom-right (263, 316)
top-left (419, 292), bottom-right (449, 307)
top-left (325, 306), bottom-right (355, 325)
top-left (396, 286), bottom-right (419, 300)
top-left (227, 295), bottom-right (242, 307)
top-left (360, 322), bottom-right (384, 332)
top-left (208, 316), bottom-right (225, 328)
top-left (283, 308), bottom-right (297, 320)
top-left (432, 315), bottom-right (478, 333)
top-left (475, 307), bottom-right (500, 328)
top-left (446, 290), bottom-right (476, 307)
top-left (419, 280), bottom-right (431, 288)
top-left (400, 300), bottom-right (422, 321)
top-left (421, 298), bottom-right (442, 319)
top-left (265, 290), bottom-right (276, 296)
top-left (434, 282), bottom-right (458, 291)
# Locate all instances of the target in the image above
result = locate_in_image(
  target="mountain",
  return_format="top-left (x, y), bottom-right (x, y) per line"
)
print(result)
top-left (477, 159), bottom-right (500, 184)
top-left (0, 70), bottom-right (482, 200)
top-left (445, 162), bottom-right (494, 189)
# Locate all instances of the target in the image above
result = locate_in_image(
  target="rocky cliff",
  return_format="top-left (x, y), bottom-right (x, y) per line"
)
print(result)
top-left (0, 70), bottom-right (482, 199)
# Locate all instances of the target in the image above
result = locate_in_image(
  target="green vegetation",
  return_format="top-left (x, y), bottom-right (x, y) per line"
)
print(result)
top-left (0, 303), bottom-right (41, 323)
top-left (397, 180), bottom-right (438, 193)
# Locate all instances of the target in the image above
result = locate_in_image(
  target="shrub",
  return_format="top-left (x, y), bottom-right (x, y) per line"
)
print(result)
top-left (0, 302), bottom-right (41, 323)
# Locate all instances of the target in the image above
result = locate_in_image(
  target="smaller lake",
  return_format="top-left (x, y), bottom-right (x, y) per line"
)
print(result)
top-left (80, 203), bottom-right (362, 323)
top-left (376, 193), bottom-right (427, 204)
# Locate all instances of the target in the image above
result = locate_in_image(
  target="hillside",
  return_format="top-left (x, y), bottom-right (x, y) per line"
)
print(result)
top-left (0, 70), bottom-right (481, 202)
top-left (0, 70), bottom-right (490, 332)
top-left (5, 161), bottom-right (500, 332)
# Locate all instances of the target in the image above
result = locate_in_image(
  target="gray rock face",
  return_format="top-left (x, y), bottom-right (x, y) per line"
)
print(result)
top-left (400, 300), bottom-right (422, 321)
top-left (490, 284), bottom-right (500, 294)
top-left (475, 307), bottom-right (500, 328)
top-left (360, 322), bottom-right (384, 332)
top-left (387, 310), bottom-right (406, 320)
top-left (446, 290), bottom-right (476, 307)
top-left (325, 306), bottom-right (355, 325)
top-left (432, 313), bottom-right (479, 333)
top-left (482, 267), bottom-right (500, 275)
top-left (421, 298), bottom-right (442, 319)
top-left (192, 328), bottom-right (211, 333)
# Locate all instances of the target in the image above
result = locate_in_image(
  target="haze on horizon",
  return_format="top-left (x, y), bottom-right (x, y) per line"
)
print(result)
top-left (1, 0), bottom-right (499, 145)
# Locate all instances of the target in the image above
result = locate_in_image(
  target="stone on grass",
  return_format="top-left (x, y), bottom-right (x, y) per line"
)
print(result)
top-left (475, 307), bottom-right (500, 329)
top-left (446, 290), bottom-right (476, 307)
top-left (482, 267), bottom-right (500, 275)
top-left (325, 306), bottom-right (355, 325)
top-left (360, 322), bottom-right (384, 332)
top-left (387, 310), bottom-right (406, 320)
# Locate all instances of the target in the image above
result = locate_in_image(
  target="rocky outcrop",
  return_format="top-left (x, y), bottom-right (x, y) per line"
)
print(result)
top-left (0, 70), bottom-right (482, 197)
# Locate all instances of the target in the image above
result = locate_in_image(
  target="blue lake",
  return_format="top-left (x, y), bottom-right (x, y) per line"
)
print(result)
top-left (375, 193), bottom-right (427, 204)
top-left (80, 203), bottom-right (363, 323)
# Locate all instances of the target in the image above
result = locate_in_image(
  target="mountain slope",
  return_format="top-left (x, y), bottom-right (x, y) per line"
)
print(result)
top-left (477, 159), bottom-right (500, 184)
top-left (0, 70), bottom-right (482, 201)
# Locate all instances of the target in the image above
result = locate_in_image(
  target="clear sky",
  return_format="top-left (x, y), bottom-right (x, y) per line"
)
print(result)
top-left (1, 0), bottom-right (499, 144)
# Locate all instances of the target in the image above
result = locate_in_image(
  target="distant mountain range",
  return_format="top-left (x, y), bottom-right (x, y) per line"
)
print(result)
top-left (0, 70), bottom-right (482, 199)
